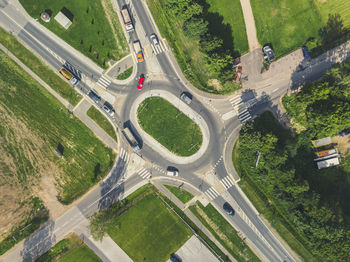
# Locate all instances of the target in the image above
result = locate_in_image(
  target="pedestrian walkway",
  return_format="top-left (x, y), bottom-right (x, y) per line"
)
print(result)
top-left (119, 148), bottom-right (130, 163)
top-left (96, 75), bottom-right (111, 89)
top-left (136, 167), bottom-right (151, 179)
top-left (220, 176), bottom-right (235, 190)
top-left (240, 0), bottom-right (259, 51)
top-left (229, 96), bottom-right (252, 123)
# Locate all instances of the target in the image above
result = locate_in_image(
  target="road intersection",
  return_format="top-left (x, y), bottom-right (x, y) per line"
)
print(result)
top-left (1, 0), bottom-right (350, 261)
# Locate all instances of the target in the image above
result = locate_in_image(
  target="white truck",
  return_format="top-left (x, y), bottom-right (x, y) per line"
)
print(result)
top-left (123, 127), bottom-right (141, 152)
top-left (121, 7), bottom-right (134, 32)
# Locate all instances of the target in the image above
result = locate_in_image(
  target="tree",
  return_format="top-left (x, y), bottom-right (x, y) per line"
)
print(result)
top-left (182, 3), bottom-right (203, 20)
top-left (200, 34), bottom-right (223, 54)
top-left (183, 17), bottom-right (208, 40)
top-left (204, 53), bottom-right (232, 75)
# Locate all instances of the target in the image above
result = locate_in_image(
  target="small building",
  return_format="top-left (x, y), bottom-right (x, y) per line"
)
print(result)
top-left (54, 11), bottom-right (72, 30)
top-left (316, 157), bottom-right (340, 169)
top-left (312, 137), bottom-right (332, 148)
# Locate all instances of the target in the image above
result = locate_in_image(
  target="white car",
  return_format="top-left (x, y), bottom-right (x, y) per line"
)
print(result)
top-left (167, 167), bottom-right (179, 177)
top-left (150, 33), bottom-right (159, 46)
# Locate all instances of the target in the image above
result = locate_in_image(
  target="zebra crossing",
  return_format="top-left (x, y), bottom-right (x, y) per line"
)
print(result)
top-left (137, 168), bottom-right (151, 179)
top-left (150, 41), bottom-right (166, 55)
top-left (96, 75), bottom-right (111, 89)
top-left (229, 95), bottom-right (252, 124)
top-left (119, 148), bottom-right (129, 162)
top-left (204, 187), bottom-right (220, 200)
top-left (220, 176), bottom-right (234, 190)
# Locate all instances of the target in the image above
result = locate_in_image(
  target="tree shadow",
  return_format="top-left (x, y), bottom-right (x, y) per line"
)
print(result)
top-left (198, 0), bottom-right (239, 58)
top-left (60, 7), bottom-right (74, 22)
top-left (20, 219), bottom-right (55, 261)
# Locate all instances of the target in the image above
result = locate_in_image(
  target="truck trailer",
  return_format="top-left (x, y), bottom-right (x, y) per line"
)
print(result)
top-left (123, 127), bottom-right (141, 152)
top-left (133, 40), bottom-right (144, 63)
top-left (59, 67), bottom-right (80, 86)
top-left (121, 8), bottom-right (134, 32)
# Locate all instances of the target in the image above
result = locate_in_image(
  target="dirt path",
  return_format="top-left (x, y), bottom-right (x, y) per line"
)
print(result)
top-left (239, 0), bottom-right (260, 51)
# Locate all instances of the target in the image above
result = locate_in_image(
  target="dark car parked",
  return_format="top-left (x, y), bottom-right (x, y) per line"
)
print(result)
top-left (302, 46), bottom-right (310, 58)
top-left (88, 90), bottom-right (101, 104)
top-left (223, 202), bottom-right (235, 216)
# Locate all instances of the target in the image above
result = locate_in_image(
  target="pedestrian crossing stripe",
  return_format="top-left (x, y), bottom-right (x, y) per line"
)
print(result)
top-left (204, 187), bottom-right (219, 200)
top-left (96, 75), bottom-right (111, 89)
top-left (220, 176), bottom-right (234, 189)
top-left (119, 148), bottom-right (129, 162)
top-left (229, 96), bottom-right (241, 104)
top-left (137, 168), bottom-right (151, 179)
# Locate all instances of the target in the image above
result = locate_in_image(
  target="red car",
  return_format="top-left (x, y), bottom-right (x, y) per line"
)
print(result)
top-left (137, 74), bottom-right (145, 90)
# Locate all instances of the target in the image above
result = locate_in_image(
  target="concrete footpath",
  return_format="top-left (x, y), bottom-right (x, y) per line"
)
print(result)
top-left (152, 180), bottom-right (237, 262)
top-left (239, 0), bottom-right (260, 51)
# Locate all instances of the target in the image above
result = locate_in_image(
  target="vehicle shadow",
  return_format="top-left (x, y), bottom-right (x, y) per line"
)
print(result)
top-left (20, 220), bottom-right (55, 262)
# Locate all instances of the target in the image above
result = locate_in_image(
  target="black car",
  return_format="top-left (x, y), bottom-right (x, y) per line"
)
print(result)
top-left (88, 90), bottom-right (101, 104)
top-left (170, 253), bottom-right (182, 262)
top-left (223, 202), bottom-right (235, 216)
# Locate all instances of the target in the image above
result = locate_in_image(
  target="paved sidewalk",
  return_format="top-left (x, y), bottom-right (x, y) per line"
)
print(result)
top-left (152, 180), bottom-right (237, 262)
top-left (73, 100), bottom-right (118, 150)
top-left (129, 89), bottom-right (210, 164)
top-left (74, 219), bottom-right (132, 262)
top-left (240, 0), bottom-right (260, 51)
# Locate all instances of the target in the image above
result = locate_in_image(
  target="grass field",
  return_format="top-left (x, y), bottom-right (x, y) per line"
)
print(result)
top-left (19, 0), bottom-right (128, 68)
top-left (87, 106), bottom-right (117, 142)
top-left (164, 185), bottom-right (194, 204)
top-left (146, 0), bottom-right (245, 94)
top-left (315, 0), bottom-right (350, 27)
top-left (108, 193), bottom-right (192, 262)
top-left (206, 0), bottom-right (249, 55)
top-left (189, 202), bottom-right (260, 262)
top-left (0, 27), bottom-right (81, 106)
top-left (0, 50), bottom-right (115, 206)
top-left (36, 233), bottom-right (102, 262)
top-left (137, 97), bottom-right (202, 156)
top-left (250, 0), bottom-right (322, 58)
top-left (116, 66), bottom-right (133, 80)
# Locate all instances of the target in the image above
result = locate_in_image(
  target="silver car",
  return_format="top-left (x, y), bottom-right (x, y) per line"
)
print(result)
top-left (150, 33), bottom-right (159, 46)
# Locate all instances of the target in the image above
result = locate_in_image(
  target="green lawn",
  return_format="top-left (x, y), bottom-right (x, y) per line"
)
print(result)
top-left (108, 193), bottom-right (192, 262)
top-left (137, 97), bottom-right (202, 156)
top-left (0, 50), bottom-right (115, 204)
top-left (36, 233), bottom-right (102, 262)
top-left (164, 185), bottom-right (194, 204)
top-left (314, 0), bottom-right (350, 27)
top-left (19, 0), bottom-right (128, 68)
top-left (250, 0), bottom-right (322, 58)
top-left (116, 66), bottom-right (133, 80)
top-left (0, 27), bottom-right (82, 106)
top-left (190, 202), bottom-right (260, 262)
top-left (87, 106), bottom-right (117, 142)
top-left (206, 0), bottom-right (248, 55)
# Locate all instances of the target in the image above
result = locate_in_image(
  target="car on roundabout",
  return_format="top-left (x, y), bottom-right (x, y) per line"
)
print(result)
top-left (137, 74), bottom-right (145, 90)
top-left (167, 166), bottom-right (179, 177)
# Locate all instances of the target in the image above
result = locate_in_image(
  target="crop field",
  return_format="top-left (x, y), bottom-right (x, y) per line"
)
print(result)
top-left (315, 0), bottom-right (350, 27)
top-left (137, 97), bottom-right (202, 156)
top-left (108, 193), bottom-right (192, 261)
top-left (250, 0), bottom-right (322, 58)
top-left (19, 0), bottom-right (128, 68)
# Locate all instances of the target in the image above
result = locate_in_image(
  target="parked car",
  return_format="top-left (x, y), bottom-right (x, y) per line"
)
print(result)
top-left (88, 90), bottom-right (101, 104)
top-left (103, 101), bottom-right (115, 116)
top-left (150, 33), bottom-right (159, 46)
top-left (170, 253), bottom-right (182, 262)
top-left (223, 202), bottom-right (235, 216)
top-left (137, 74), bottom-right (145, 90)
top-left (263, 46), bottom-right (275, 62)
top-left (180, 92), bottom-right (192, 104)
top-left (167, 166), bottom-right (179, 177)
top-left (302, 46), bottom-right (310, 58)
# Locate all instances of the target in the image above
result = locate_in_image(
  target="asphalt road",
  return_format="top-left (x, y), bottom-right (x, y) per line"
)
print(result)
top-left (4, 0), bottom-right (349, 261)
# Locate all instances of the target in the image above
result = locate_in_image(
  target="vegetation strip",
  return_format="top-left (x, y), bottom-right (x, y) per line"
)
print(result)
top-left (19, 0), bottom-right (128, 68)
top-left (137, 97), bottom-right (202, 156)
top-left (189, 202), bottom-right (260, 262)
top-left (36, 233), bottom-right (102, 262)
top-left (116, 66), bottom-right (133, 80)
top-left (87, 106), bottom-right (117, 142)
top-left (164, 185), bottom-right (194, 204)
top-left (0, 27), bottom-right (82, 106)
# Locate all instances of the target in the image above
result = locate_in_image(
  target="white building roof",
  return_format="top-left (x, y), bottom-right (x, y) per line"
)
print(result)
top-left (312, 137), bottom-right (332, 148)
top-left (316, 157), bottom-right (340, 169)
top-left (54, 11), bottom-right (72, 30)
